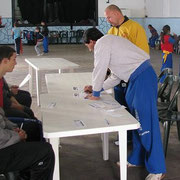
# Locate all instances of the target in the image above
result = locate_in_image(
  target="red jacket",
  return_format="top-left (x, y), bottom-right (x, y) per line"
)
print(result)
top-left (161, 35), bottom-right (174, 52)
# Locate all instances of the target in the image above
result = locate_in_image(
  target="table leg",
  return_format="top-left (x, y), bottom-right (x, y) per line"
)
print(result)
top-left (49, 138), bottom-right (60, 180)
top-left (118, 130), bottom-right (127, 180)
top-left (101, 133), bottom-right (109, 160)
top-left (29, 65), bottom-right (33, 95)
top-left (35, 70), bottom-right (41, 106)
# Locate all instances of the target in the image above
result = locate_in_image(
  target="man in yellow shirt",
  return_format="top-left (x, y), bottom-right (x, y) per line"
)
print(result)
top-left (105, 5), bottom-right (149, 54)
top-left (104, 5), bottom-right (150, 144)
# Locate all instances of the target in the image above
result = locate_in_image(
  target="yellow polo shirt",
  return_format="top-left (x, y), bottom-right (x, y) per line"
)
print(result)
top-left (108, 19), bottom-right (149, 54)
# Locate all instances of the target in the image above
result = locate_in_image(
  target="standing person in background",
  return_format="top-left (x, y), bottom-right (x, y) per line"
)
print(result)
top-left (148, 24), bottom-right (159, 48)
top-left (0, 16), bottom-right (6, 28)
top-left (12, 22), bottom-right (22, 56)
top-left (34, 26), bottom-right (44, 56)
top-left (104, 4), bottom-right (149, 107)
top-left (160, 25), bottom-right (176, 83)
top-left (104, 4), bottom-right (149, 144)
top-left (41, 21), bottom-right (49, 53)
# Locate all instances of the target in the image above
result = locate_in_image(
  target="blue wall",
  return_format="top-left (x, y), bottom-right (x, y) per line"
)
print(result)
top-left (134, 17), bottom-right (180, 38)
top-left (1, 17), bottom-right (180, 44)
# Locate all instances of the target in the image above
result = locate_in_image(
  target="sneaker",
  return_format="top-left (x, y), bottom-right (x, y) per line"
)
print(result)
top-left (16, 54), bottom-right (20, 56)
top-left (145, 173), bottom-right (165, 180)
top-left (40, 53), bottom-right (44, 56)
top-left (114, 139), bottom-right (132, 146)
top-left (114, 140), bottom-right (119, 146)
top-left (117, 161), bottom-right (143, 168)
top-left (37, 54), bottom-right (41, 56)
top-left (23, 20), bottom-right (29, 24)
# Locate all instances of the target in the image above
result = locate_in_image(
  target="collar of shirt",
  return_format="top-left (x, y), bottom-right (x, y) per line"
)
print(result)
top-left (115, 16), bottom-right (129, 29)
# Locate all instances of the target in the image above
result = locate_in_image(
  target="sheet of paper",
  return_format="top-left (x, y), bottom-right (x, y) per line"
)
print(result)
top-left (19, 74), bottom-right (31, 88)
top-left (47, 102), bottom-right (56, 109)
top-left (74, 120), bottom-right (85, 127)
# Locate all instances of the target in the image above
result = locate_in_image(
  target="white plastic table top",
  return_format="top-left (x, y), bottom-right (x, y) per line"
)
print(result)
top-left (45, 72), bottom-right (92, 93)
top-left (42, 72), bottom-right (140, 180)
top-left (25, 58), bottom-right (79, 71)
top-left (25, 58), bottom-right (79, 106)
top-left (41, 93), bottom-right (139, 138)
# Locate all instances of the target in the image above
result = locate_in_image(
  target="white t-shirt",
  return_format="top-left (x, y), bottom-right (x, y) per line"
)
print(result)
top-left (92, 34), bottom-right (150, 92)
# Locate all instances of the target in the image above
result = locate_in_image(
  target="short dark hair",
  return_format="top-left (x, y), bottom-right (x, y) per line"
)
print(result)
top-left (106, 4), bottom-right (122, 14)
top-left (83, 28), bottom-right (104, 44)
top-left (0, 46), bottom-right (16, 62)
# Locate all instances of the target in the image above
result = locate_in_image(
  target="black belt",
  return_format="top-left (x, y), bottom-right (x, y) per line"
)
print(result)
top-left (118, 80), bottom-right (128, 88)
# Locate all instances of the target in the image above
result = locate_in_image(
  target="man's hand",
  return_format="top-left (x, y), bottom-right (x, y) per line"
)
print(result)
top-left (14, 128), bottom-right (27, 140)
top-left (84, 85), bottom-right (92, 94)
top-left (85, 93), bottom-right (100, 100)
top-left (10, 85), bottom-right (19, 95)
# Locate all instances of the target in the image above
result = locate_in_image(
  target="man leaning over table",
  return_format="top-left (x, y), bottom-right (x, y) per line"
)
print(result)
top-left (83, 28), bottom-right (166, 180)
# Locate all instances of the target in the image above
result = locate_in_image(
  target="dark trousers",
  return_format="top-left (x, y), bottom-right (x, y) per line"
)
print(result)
top-left (114, 81), bottom-right (132, 141)
top-left (4, 106), bottom-right (37, 119)
top-left (8, 117), bottom-right (44, 142)
top-left (14, 90), bottom-right (32, 108)
top-left (15, 37), bottom-right (21, 54)
top-left (0, 142), bottom-right (55, 180)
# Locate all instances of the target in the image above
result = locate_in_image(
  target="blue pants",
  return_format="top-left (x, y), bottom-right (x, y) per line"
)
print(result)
top-left (126, 60), bottom-right (166, 174)
top-left (160, 53), bottom-right (172, 83)
top-left (8, 117), bottom-right (44, 142)
top-left (149, 35), bottom-right (159, 48)
top-left (43, 36), bottom-right (49, 53)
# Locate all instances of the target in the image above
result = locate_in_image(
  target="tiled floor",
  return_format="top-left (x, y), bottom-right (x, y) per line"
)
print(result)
top-left (4, 44), bottom-right (180, 180)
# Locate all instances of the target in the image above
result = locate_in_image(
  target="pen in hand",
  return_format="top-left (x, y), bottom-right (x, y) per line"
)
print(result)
top-left (20, 123), bottom-right (24, 130)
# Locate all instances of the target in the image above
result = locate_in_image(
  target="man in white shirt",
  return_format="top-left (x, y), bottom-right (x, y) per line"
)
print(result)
top-left (83, 28), bottom-right (166, 180)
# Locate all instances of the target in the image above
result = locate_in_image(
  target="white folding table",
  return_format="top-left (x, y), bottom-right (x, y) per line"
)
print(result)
top-left (42, 72), bottom-right (140, 180)
top-left (25, 58), bottom-right (79, 106)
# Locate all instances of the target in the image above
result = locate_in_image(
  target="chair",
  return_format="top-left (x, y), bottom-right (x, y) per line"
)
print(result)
top-left (158, 75), bottom-right (175, 102)
top-left (48, 31), bottom-right (59, 44)
top-left (59, 31), bottom-right (68, 44)
top-left (158, 77), bottom-right (180, 157)
top-left (69, 30), bottom-right (77, 44)
top-left (0, 172), bottom-right (17, 180)
top-left (157, 75), bottom-right (178, 111)
top-left (76, 29), bottom-right (84, 44)
top-left (158, 68), bottom-right (173, 83)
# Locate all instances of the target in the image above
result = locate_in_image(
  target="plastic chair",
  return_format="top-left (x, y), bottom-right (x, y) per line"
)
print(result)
top-left (0, 172), bottom-right (18, 180)
top-left (69, 30), bottom-right (77, 44)
top-left (76, 29), bottom-right (84, 44)
top-left (158, 77), bottom-right (180, 157)
top-left (158, 68), bottom-right (173, 83)
top-left (158, 75), bottom-right (175, 103)
top-left (157, 75), bottom-right (179, 113)
top-left (59, 31), bottom-right (68, 44)
top-left (48, 31), bottom-right (59, 44)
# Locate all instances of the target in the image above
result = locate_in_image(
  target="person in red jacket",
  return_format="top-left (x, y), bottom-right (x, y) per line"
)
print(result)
top-left (0, 16), bottom-right (6, 28)
top-left (160, 25), bottom-right (176, 83)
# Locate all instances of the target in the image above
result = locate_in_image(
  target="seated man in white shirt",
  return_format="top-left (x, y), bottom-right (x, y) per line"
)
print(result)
top-left (83, 28), bottom-right (166, 180)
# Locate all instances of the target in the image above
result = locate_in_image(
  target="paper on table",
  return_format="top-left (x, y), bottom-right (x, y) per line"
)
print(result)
top-left (19, 74), bottom-right (31, 88)
top-left (74, 120), bottom-right (85, 127)
top-left (47, 102), bottom-right (56, 109)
